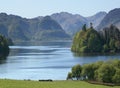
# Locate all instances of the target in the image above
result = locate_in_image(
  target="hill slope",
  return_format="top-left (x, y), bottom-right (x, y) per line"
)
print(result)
top-left (0, 13), bottom-right (70, 42)
top-left (33, 16), bottom-right (70, 40)
top-left (86, 12), bottom-right (107, 28)
top-left (51, 12), bottom-right (106, 36)
top-left (97, 8), bottom-right (120, 30)
top-left (51, 12), bottom-right (87, 36)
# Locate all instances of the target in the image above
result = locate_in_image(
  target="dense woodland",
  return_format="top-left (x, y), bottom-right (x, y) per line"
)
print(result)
top-left (71, 24), bottom-right (120, 54)
top-left (67, 59), bottom-right (120, 84)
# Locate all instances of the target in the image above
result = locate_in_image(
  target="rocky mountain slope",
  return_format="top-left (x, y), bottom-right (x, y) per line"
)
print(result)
top-left (97, 8), bottom-right (120, 30)
top-left (86, 12), bottom-right (107, 28)
top-left (0, 13), bottom-right (70, 42)
top-left (51, 12), bottom-right (106, 36)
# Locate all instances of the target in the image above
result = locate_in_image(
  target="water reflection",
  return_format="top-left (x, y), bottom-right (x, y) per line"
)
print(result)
top-left (14, 41), bottom-right (72, 47)
top-left (73, 52), bottom-right (120, 57)
top-left (0, 57), bottom-right (7, 64)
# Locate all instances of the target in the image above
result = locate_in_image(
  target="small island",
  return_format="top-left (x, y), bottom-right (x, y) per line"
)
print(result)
top-left (71, 24), bottom-right (120, 54)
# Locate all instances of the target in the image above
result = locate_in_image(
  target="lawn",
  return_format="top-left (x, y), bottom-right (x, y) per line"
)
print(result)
top-left (0, 79), bottom-right (119, 88)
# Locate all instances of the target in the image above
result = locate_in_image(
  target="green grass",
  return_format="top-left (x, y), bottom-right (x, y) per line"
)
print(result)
top-left (0, 79), bottom-right (119, 88)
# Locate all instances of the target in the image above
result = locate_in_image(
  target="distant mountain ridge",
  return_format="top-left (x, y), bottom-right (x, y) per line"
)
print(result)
top-left (51, 12), bottom-right (107, 36)
top-left (97, 8), bottom-right (120, 30)
top-left (1, 8), bottom-right (120, 42)
top-left (0, 13), bottom-right (70, 42)
top-left (86, 12), bottom-right (107, 28)
top-left (51, 12), bottom-right (87, 36)
top-left (32, 16), bottom-right (70, 40)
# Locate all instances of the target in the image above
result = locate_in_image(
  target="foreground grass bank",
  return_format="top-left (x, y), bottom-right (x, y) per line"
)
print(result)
top-left (0, 79), bottom-right (120, 88)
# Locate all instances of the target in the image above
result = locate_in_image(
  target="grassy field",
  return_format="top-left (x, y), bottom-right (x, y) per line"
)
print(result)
top-left (0, 79), bottom-right (120, 88)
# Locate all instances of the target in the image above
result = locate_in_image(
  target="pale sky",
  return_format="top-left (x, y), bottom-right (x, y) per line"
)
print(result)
top-left (0, 0), bottom-right (120, 18)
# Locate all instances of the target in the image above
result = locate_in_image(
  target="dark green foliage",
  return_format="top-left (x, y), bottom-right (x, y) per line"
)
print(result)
top-left (82, 61), bottom-right (104, 80)
top-left (82, 24), bottom-right (86, 31)
top-left (95, 64), bottom-right (116, 83)
top-left (0, 34), bottom-right (9, 58)
top-left (67, 64), bottom-right (82, 80)
top-left (90, 23), bottom-right (93, 29)
top-left (67, 72), bottom-right (73, 80)
top-left (109, 39), bottom-right (115, 51)
top-left (72, 24), bottom-right (120, 54)
top-left (72, 26), bottom-right (103, 53)
top-left (82, 64), bottom-right (96, 80)
top-left (102, 25), bottom-right (120, 53)
top-left (72, 64), bottom-right (82, 80)
top-left (67, 60), bottom-right (120, 84)
top-left (112, 60), bottom-right (120, 69)
top-left (112, 69), bottom-right (120, 83)
top-left (115, 41), bottom-right (120, 50)
top-left (103, 44), bottom-right (109, 52)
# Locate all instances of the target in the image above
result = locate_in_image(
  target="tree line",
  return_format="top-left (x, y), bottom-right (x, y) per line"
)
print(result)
top-left (71, 24), bottom-right (120, 54)
top-left (67, 59), bottom-right (120, 84)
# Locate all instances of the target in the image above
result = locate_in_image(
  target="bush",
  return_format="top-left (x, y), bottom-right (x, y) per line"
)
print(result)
top-left (67, 60), bottom-right (120, 84)
top-left (72, 64), bottom-right (82, 80)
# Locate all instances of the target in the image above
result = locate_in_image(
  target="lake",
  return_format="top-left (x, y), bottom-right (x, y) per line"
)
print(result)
top-left (0, 41), bottom-right (120, 80)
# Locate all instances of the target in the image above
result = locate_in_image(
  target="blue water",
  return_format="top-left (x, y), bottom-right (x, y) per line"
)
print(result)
top-left (0, 41), bottom-right (120, 80)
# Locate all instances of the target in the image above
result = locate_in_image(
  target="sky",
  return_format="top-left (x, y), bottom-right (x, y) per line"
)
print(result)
top-left (0, 0), bottom-right (120, 18)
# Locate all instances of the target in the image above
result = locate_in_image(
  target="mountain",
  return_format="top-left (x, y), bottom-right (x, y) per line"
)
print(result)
top-left (97, 8), bottom-right (120, 30)
top-left (0, 34), bottom-right (9, 58)
top-left (0, 13), bottom-right (70, 42)
top-left (33, 16), bottom-right (70, 40)
top-left (51, 12), bottom-right (87, 36)
top-left (51, 12), bottom-right (106, 36)
top-left (0, 11), bottom-right (109, 42)
top-left (86, 12), bottom-right (107, 28)
top-left (0, 13), bottom-right (30, 41)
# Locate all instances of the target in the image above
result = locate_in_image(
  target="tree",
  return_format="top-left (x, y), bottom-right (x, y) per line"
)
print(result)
top-left (86, 28), bottom-right (103, 53)
top-left (0, 35), bottom-right (9, 57)
top-left (109, 38), bottom-right (116, 52)
top-left (112, 59), bottom-right (120, 69)
top-left (82, 24), bottom-right (86, 31)
top-left (82, 63), bottom-right (97, 80)
top-left (67, 72), bottom-right (73, 80)
top-left (103, 44), bottom-right (109, 52)
top-left (95, 64), bottom-right (116, 83)
top-left (90, 23), bottom-right (93, 29)
top-left (71, 26), bottom-right (103, 53)
top-left (115, 41), bottom-right (120, 50)
top-left (72, 64), bottom-right (82, 80)
top-left (67, 60), bottom-right (120, 83)
top-left (112, 69), bottom-right (120, 83)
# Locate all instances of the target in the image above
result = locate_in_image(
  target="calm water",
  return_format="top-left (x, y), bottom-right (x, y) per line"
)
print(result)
top-left (0, 41), bottom-right (120, 80)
